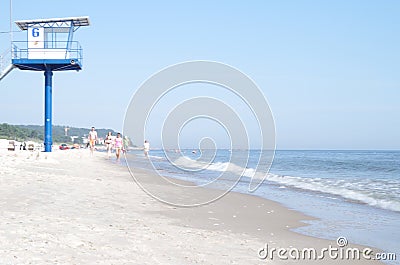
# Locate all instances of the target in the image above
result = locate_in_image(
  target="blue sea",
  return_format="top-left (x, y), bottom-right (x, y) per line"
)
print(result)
top-left (124, 149), bottom-right (400, 262)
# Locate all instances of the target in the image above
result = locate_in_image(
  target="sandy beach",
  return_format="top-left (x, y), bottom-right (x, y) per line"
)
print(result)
top-left (0, 148), bottom-right (384, 264)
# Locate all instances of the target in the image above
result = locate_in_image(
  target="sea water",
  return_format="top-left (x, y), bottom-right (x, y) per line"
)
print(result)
top-left (125, 149), bottom-right (400, 262)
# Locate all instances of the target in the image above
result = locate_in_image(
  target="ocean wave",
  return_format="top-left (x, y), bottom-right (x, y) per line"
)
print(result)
top-left (156, 154), bottom-right (400, 213)
top-left (264, 174), bottom-right (400, 213)
top-left (202, 160), bottom-right (400, 213)
top-left (147, 155), bottom-right (165, 160)
top-left (172, 156), bottom-right (259, 178)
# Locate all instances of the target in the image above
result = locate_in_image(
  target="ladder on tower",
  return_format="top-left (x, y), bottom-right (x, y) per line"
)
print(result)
top-left (0, 48), bottom-right (15, 81)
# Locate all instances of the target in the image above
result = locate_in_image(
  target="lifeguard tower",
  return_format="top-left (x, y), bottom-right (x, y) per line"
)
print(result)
top-left (11, 16), bottom-right (90, 152)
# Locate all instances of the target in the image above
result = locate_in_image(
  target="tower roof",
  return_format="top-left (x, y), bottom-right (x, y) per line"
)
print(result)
top-left (15, 16), bottom-right (90, 30)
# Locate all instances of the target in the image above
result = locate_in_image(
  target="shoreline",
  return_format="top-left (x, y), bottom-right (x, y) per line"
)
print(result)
top-left (0, 148), bottom-right (384, 264)
top-left (131, 149), bottom-right (400, 257)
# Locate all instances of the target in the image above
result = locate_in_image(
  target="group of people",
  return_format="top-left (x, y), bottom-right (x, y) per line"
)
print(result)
top-left (88, 127), bottom-right (150, 160)
top-left (103, 131), bottom-right (127, 160)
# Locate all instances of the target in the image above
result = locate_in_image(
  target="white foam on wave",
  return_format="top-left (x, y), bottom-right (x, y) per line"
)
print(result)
top-left (171, 156), bottom-right (211, 170)
top-left (170, 156), bottom-right (262, 181)
top-left (205, 162), bottom-right (229, 172)
top-left (147, 155), bottom-right (165, 160)
top-left (265, 174), bottom-right (400, 213)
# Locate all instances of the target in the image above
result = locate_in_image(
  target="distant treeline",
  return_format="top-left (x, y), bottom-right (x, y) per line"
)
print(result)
top-left (0, 123), bottom-right (42, 142)
top-left (0, 123), bottom-right (117, 144)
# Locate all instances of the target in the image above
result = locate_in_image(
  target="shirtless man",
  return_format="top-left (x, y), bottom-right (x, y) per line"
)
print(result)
top-left (88, 127), bottom-right (98, 156)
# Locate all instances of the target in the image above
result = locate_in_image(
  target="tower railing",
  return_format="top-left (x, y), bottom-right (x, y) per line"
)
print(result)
top-left (12, 41), bottom-right (83, 62)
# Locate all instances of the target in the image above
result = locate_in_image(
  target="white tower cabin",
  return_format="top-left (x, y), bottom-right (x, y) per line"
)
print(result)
top-left (12, 16), bottom-right (89, 71)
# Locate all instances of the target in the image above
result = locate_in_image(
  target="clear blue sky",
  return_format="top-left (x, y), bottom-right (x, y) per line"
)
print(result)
top-left (0, 0), bottom-right (399, 149)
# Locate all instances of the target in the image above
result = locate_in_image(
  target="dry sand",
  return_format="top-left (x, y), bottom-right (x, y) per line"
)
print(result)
top-left (0, 148), bottom-right (383, 264)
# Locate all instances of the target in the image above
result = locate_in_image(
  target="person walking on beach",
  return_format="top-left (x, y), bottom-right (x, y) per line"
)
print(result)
top-left (115, 133), bottom-right (123, 161)
top-left (88, 127), bottom-right (98, 156)
top-left (143, 140), bottom-right (150, 157)
top-left (104, 131), bottom-right (114, 158)
top-left (123, 136), bottom-right (130, 154)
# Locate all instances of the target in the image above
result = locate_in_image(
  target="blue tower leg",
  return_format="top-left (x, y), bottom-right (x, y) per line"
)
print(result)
top-left (44, 69), bottom-right (53, 152)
